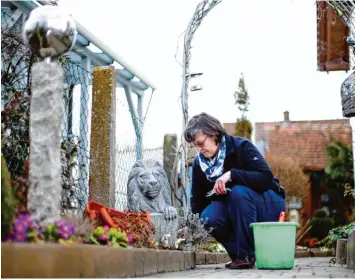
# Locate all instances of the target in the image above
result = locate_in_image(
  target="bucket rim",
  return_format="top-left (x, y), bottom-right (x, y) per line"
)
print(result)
top-left (250, 222), bottom-right (300, 228)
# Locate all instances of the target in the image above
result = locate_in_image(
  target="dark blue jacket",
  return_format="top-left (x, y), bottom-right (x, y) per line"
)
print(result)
top-left (190, 134), bottom-right (277, 214)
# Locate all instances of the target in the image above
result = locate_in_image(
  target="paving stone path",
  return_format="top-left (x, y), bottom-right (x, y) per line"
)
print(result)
top-left (144, 257), bottom-right (355, 278)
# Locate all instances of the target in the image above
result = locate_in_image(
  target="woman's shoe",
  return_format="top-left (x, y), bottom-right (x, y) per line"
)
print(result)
top-left (224, 260), bottom-right (233, 268)
top-left (228, 256), bottom-right (255, 269)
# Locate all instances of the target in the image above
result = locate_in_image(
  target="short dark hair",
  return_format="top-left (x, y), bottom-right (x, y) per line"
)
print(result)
top-left (184, 112), bottom-right (227, 144)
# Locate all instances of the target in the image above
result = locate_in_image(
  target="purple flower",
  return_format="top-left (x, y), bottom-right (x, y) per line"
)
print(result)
top-left (10, 213), bottom-right (36, 242)
top-left (103, 225), bottom-right (110, 231)
top-left (54, 220), bottom-right (76, 240)
top-left (54, 220), bottom-right (65, 227)
top-left (61, 232), bottom-right (69, 240)
top-left (69, 224), bottom-right (75, 233)
top-left (14, 213), bottom-right (33, 230)
top-left (67, 223), bottom-right (76, 235)
top-left (61, 225), bottom-right (69, 233)
top-left (13, 220), bottom-right (26, 234)
top-left (127, 234), bottom-right (134, 246)
top-left (22, 218), bottom-right (33, 228)
top-left (99, 234), bottom-right (108, 241)
top-left (17, 213), bottom-right (31, 221)
top-left (13, 232), bottom-right (26, 242)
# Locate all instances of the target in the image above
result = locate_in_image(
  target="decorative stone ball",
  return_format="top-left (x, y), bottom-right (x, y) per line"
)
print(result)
top-left (23, 5), bottom-right (76, 59)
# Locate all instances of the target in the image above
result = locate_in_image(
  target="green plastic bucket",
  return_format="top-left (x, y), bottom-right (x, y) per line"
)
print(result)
top-left (250, 222), bottom-right (300, 269)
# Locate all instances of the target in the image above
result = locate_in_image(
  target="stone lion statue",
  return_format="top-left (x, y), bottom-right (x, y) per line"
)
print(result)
top-left (127, 159), bottom-right (177, 220)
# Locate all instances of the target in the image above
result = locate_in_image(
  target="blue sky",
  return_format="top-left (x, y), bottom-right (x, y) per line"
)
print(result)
top-left (58, 0), bottom-right (351, 147)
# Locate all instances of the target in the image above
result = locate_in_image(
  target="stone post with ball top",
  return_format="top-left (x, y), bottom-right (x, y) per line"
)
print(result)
top-left (23, 5), bottom-right (77, 226)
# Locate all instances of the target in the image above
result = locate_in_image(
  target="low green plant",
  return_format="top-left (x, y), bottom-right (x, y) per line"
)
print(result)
top-left (343, 183), bottom-right (355, 199)
top-left (198, 241), bottom-right (226, 253)
top-left (88, 226), bottom-right (129, 248)
top-left (6, 214), bottom-right (76, 244)
top-left (320, 222), bottom-right (355, 248)
top-left (42, 220), bottom-right (76, 243)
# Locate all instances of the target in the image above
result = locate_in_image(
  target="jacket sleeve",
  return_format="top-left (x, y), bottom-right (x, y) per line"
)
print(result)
top-left (190, 159), bottom-right (201, 215)
top-left (230, 139), bottom-right (274, 192)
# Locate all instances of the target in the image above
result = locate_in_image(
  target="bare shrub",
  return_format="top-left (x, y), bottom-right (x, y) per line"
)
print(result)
top-left (267, 155), bottom-right (309, 202)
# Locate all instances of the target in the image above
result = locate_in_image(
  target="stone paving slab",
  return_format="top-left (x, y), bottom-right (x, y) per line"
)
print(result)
top-left (195, 251), bottom-right (333, 265)
top-left (143, 257), bottom-right (355, 278)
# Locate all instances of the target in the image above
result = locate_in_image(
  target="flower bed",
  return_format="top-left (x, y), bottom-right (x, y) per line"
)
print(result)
top-left (4, 200), bottom-right (158, 250)
top-left (2, 201), bottom-right (197, 278)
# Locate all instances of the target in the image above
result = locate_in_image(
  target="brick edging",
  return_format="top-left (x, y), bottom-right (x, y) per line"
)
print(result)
top-left (1, 243), bottom-right (333, 277)
top-left (1, 243), bottom-right (195, 278)
top-left (196, 252), bottom-right (230, 265)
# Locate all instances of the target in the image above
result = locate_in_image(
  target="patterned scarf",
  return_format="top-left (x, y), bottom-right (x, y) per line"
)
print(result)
top-left (198, 135), bottom-right (226, 182)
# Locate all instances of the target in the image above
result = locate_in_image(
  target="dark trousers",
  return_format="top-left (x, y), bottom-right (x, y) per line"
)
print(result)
top-left (200, 185), bottom-right (286, 260)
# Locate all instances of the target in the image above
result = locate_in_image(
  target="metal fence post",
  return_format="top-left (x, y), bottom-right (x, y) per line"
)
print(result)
top-left (123, 85), bottom-right (143, 161)
top-left (78, 57), bottom-right (91, 210)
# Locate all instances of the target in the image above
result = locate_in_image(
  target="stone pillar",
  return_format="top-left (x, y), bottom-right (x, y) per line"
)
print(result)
top-left (89, 66), bottom-right (116, 208)
top-left (336, 238), bottom-right (348, 264)
top-left (163, 134), bottom-right (177, 207)
top-left (163, 134), bottom-right (177, 184)
top-left (28, 61), bottom-right (64, 226)
top-left (347, 230), bottom-right (355, 269)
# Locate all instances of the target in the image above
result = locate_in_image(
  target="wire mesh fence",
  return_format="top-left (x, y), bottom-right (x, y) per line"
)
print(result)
top-left (1, 7), bottom-right (162, 214)
top-left (1, 8), bottom-right (92, 213)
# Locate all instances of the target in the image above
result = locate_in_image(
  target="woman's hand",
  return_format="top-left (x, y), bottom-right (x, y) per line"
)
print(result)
top-left (213, 171), bottom-right (231, 195)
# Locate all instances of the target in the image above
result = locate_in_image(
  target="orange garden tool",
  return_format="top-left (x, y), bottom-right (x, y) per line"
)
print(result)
top-left (278, 211), bottom-right (286, 222)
